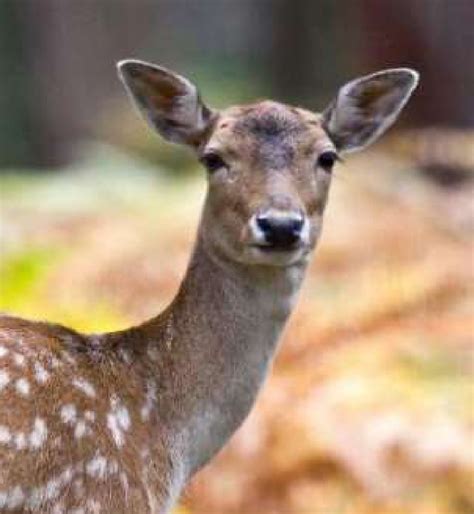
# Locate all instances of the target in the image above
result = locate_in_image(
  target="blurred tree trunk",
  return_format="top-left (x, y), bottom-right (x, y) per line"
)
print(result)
top-left (15, 0), bottom-right (160, 168)
top-left (0, 1), bottom-right (36, 167)
top-left (359, 0), bottom-right (474, 128)
top-left (264, 0), bottom-right (359, 110)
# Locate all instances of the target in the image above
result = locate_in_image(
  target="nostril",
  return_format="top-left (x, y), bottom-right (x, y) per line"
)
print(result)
top-left (290, 217), bottom-right (304, 234)
top-left (255, 212), bottom-right (305, 248)
top-left (256, 215), bottom-right (272, 234)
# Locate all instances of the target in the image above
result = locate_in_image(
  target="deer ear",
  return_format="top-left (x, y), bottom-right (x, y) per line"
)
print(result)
top-left (117, 59), bottom-right (214, 147)
top-left (322, 68), bottom-right (419, 154)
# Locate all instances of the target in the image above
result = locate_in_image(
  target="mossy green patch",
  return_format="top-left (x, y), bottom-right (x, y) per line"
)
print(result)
top-left (0, 246), bottom-right (62, 310)
top-left (0, 246), bottom-right (127, 333)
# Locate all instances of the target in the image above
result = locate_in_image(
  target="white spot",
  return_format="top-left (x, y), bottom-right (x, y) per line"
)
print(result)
top-left (29, 417), bottom-right (47, 449)
top-left (15, 432), bottom-right (27, 450)
top-left (60, 405), bottom-right (92, 439)
top-left (118, 347), bottom-right (132, 364)
top-left (107, 395), bottom-right (131, 447)
top-left (87, 499), bottom-right (102, 514)
top-left (70, 508), bottom-right (85, 514)
top-left (60, 404), bottom-right (77, 425)
top-left (6, 486), bottom-right (25, 509)
top-left (86, 454), bottom-right (108, 479)
top-left (51, 356), bottom-right (61, 368)
top-left (147, 345), bottom-right (160, 362)
top-left (12, 352), bottom-right (26, 367)
top-left (61, 466), bottom-right (74, 484)
top-left (16, 338), bottom-right (33, 357)
top-left (0, 370), bottom-right (10, 391)
top-left (120, 471), bottom-right (129, 501)
top-left (73, 478), bottom-right (84, 498)
top-left (52, 435), bottom-right (62, 448)
top-left (72, 378), bottom-right (96, 398)
top-left (60, 347), bottom-right (77, 365)
top-left (117, 406), bottom-right (131, 431)
top-left (34, 362), bottom-right (50, 384)
top-left (27, 487), bottom-right (45, 510)
top-left (107, 413), bottom-right (123, 447)
top-left (44, 476), bottom-right (61, 502)
top-left (84, 410), bottom-right (96, 422)
top-left (26, 465), bottom-right (73, 510)
top-left (0, 425), bottom-right (12, 444)
top-left (107, 459), bottom-right (119, 474)
top-left (74, 420), bottom-right (88, 439)
top-left (140, 381), bottom-right (157, 421)
top-left (0, 346), bottom-right (8, 358)
top-left (15, 377), bottom-right (30, 396)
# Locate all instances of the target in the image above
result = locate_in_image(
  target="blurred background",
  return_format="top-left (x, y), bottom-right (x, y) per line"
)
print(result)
top-left (0, 1), bottom-right (473, 513)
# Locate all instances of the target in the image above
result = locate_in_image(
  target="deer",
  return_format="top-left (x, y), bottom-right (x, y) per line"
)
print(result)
top-left (0, 59), bottom-right (418, 513)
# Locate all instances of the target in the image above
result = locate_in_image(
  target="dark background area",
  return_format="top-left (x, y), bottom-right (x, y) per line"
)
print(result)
top-left (0, 0), bottom-right (472, 169)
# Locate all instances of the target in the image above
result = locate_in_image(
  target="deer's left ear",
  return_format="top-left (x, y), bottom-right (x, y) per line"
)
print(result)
top-left (117, 59), bottom-right (214, 147)
top-left (322, 68), bottom-right (419, 154)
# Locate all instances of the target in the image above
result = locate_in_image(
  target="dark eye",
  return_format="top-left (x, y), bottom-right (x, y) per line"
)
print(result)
top-left (317, 151), bottom-right (338, 171)
top-left (201, 152), bottom-right (227, 173)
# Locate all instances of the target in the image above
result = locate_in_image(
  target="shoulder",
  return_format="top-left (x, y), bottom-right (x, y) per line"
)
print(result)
top-left (0, 314), bottom-right (86, 355)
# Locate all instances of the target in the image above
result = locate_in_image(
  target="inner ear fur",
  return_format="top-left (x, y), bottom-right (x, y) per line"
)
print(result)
top-left (322, 68), bottom-right (419, 153)
top-left (118, 59), bottom-right (214, 147)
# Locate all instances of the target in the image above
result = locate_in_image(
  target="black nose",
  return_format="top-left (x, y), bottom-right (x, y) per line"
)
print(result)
top-left (256, 212), bottom-right (304, 249)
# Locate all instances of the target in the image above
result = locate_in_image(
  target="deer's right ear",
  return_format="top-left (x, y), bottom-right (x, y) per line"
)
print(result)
top-left (117, 59), bottom-right (214, 147)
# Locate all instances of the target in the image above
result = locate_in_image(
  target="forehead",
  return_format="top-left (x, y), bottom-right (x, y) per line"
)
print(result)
top-left (233, 101), bottom-right (311, 134)
top-left (209, 101), bottom-right (328, 155)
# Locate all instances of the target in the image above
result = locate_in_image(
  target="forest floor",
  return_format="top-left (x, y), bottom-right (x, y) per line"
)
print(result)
top-left (1, 143), bottom-right (472, 514)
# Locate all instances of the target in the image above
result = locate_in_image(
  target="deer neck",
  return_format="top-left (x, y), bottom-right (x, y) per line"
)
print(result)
top-left (141, 230), bottom-right (308, 476)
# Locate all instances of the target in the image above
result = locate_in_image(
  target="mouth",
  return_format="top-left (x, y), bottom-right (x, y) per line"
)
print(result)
top-left (247, 242), bottom-right (309, 266)
top-left (250, 241), bottom-right (303, 253)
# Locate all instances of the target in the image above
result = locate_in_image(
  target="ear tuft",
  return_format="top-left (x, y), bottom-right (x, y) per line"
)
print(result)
top-left (117, 59), bottom-right (213, 147)
top-left (322, 68), bottom-right (419, 153)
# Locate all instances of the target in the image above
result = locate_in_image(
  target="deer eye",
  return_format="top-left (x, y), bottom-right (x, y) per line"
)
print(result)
top-left (201, 152), bottom-right (227, 173)
top-left (317, 151), bottom-right (338, 172)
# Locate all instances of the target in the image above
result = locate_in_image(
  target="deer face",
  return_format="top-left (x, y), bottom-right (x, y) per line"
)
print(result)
top-left (118, 60), bottom-right (418, 267)
top-left (198, 102), bottom-right (335, 266)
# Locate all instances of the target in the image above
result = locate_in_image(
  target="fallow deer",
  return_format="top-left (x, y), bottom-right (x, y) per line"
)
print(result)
top-left (0, 60), bottom-right (418, 513)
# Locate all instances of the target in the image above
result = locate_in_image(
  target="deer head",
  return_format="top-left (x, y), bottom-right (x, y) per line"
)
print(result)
top-left (118, 61), bottom-right (418, 269)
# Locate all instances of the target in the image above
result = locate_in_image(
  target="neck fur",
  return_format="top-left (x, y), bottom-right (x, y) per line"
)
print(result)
top-left (114, 232), bottom-right (307, 479)
top-left (166, 234), bottom-right (306, 472)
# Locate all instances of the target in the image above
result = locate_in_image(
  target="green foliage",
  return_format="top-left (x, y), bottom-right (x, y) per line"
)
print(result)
top-left (0, 246), bottom-right (61, 311)
top-left (0, 246), bottom-right (127, 332)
